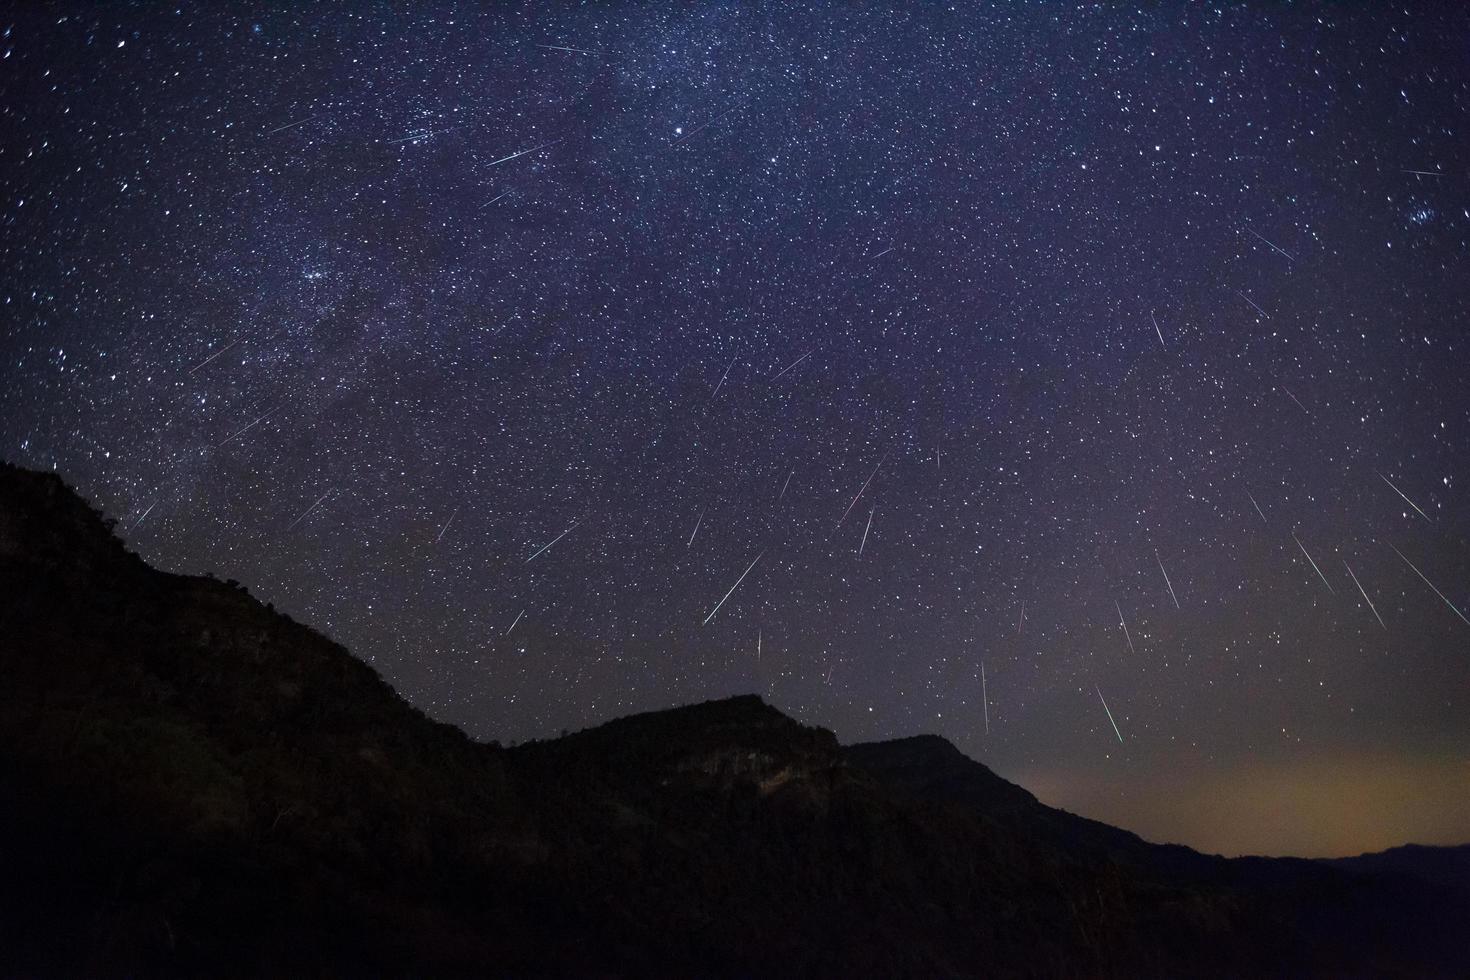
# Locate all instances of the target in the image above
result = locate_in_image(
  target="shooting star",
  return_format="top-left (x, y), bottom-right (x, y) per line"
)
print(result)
top-left (435, 507), bottom-right (459, 544)
top-left (1378, 472), bottom-right (1433, 523)
top-left (187, 338), bottom-right (240, 375)
top-left (525, 519), bottom-right (580, 563)
top-left (1151, 311), bottom-right (1166, 349)
top-left (688, 506), bottom-right (705, 548)
top-left (1018, 601), bottom-right (1026, 635)
top-left (770, 350), bottom-right (812, 381)
top-left (1401, 169), bottom-right (1444, 177)
top-left (1391, 544), bottom-right (1470, 628)
top-left (217, 405), bottom-right (281, 447)
top-left (1280, 385), bottom-right (1311, 416)
top-left (132, 500), bottom-right (156, 530)
top-left (1245, 488), bottom-right (1267, 523)
top-left (1235, 289), bottom-right (1271, 319)
top-left (671, 100), bottom-right (749, 148)
top-left (488, 139), bottom-right (560, 168)
top-left (1293, 532), bottom-right (1335, 594)
top-left (1115, 600), bottom-right (1137, 655)
top-left (1096, 685), bottom-right (1124, 743)
top-left (869, 246), bottom-right (894, 261)
top-left (779, 469), bottom-right (794, 500)
top-left (756, 629), bottom-right (762, 662)
top-left (536, 43), bottom-right (603, 55)
top-left (285, 488), bottom-right (334, 531)
top-left (1245, 226), bottom-right (1296, 263)
top-left (506, 608), bottom-right (525, 636)
top-left (1343, 561), bottom-right (1386, 630)
top-left (266, 113), bottom-right (324, 135)
top-left (709, 355), bottom-right (736, 401)
top-left (837, 450), bottom-right (890, 527)
top-left (981, 662), bottom-right (990, 735)
top-left (858, 505), bottom-right (875, 557)
top-left (702, 550), bottom-right (765, 625)
top-left (1156, 551), bottom-right (1180, 608)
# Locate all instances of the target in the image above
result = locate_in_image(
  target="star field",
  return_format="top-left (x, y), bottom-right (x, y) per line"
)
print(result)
top-left (3, 3), bottom-right (1468, 856)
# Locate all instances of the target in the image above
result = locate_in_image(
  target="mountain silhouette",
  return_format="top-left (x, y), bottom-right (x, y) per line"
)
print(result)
top-left (0, 461), bottom-right (1465, 977)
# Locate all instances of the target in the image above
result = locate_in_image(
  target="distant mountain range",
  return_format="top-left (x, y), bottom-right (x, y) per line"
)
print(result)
top-left (1, 461), bottom-right (1465, 977)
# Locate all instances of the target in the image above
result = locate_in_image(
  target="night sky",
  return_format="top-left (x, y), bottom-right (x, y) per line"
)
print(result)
top-left (3, 3), bottom-right (1469, 858)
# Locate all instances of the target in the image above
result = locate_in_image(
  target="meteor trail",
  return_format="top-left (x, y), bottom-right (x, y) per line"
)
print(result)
top-left (488, 139), bottom-right (560, 167)
top-left (525, 519), bottom-right (580, 562)
top-left (1245, 489), bottom-right (1267, 523)
top-left (1156, 551), bottom-right (1180, 609)
top-left (133, 500), bottom-right (156, 529)
top-left (216, 404), bottom-right (281, 448)
top-left (1245, 226), bottom-right (1296, 262)
top-left (1096, 685), bottom-right (1124, 743)
top-left (285, 488), bottom-right (333, 531)
top-left (671, 100), bottom-right (750, 148)
top-left (435, 507), bottom-right (459, 544)
top-left (981, 662), bottom-right (990, 735)
top-left (188, 338), bottom-right (239, 374)
top-left (1378, 472), bottom-right (1433, 523)
top-left (779, 470), bottom-right (794, 500)
top-left (1391, 544), bottom-right (1470, 627)
top-left (506, 609), bottom-right (525, 636)
top-left (756, 629), bottom-right (762, 662)
top-left (1151, 311), bottom-right (1166, 349)
top-left (1343, 561), bottom-right (1386, 630)
top-left (688, 506), bottom-right (705, 548)
top-left (858, 505), bottom-right (874, 556)
top-left (1235, 289), bottom-right (1271, 319)
top-left (1293, 532), bottom-right (1335, 594)
top-left (837, 450), bottom-right (889, 527)
top-left (536, 44), bottom-right (603, 55)
top-left (702, 550), bottom-right (765, 625)
top-left (1116, 600), bottom-right (1136, 655)
top-left (266, 114), bottom-right (324, 135)
top-left (770, 350), bottom-right (811, 381)
top-left (1280, 385), bottom-right (1311, 416)
top-left (1018, 601), bottom-right (1026, 635)
top-left (709, 356), bottom-right (735, 401)
top-left (1401, 169), bottom-right (1444, 177)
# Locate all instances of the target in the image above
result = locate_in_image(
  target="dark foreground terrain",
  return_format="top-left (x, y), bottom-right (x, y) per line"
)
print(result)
top-left (1, 462), bottom-right (1465, 977)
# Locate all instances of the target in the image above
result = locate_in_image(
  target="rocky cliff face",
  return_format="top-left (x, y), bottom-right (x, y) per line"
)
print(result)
top-left (0, 461), bottom-right (1465, 978)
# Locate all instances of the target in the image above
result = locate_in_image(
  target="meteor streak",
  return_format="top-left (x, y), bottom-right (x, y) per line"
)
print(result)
top-left (1116, 600), bottom-right (1136, 655)
top-left (286, 488), bottom-right (334, 531)
top-left (1343, 561), bottom-right (1386, 630)
top-left (188, 338), bottom-right (239, 374)
top-left (837, 450), bottom-right (889, 527)
top-left (488, 139), bottom-right (560, 167)
top-left (1245, 489), bottom-right (1267, 523)
top-left (981, 662), bottom-right (990, 735)
top-left (1245, 226), bottom-right (1295, 262)
top-left (525, 519), bottom-right (580, 562)
top-left (1391, 544), bottom-right (1470, 627)
top-left (1378, 472), bottom-right (1433, 522)
top-left (1096, 685), bottom-right (1123, 743)
top-left (1293, 533), bottom-right (1335, 594)
top-left (770, 350), bottom-right (811, 381)
top-left (1156, 551), bottom-right (1180, 608)
top-left (702, 550), bottom-right (765, 625)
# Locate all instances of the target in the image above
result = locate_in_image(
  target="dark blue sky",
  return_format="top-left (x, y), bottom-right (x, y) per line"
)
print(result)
top-left (3, 2), bottom-right (1468, 856)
